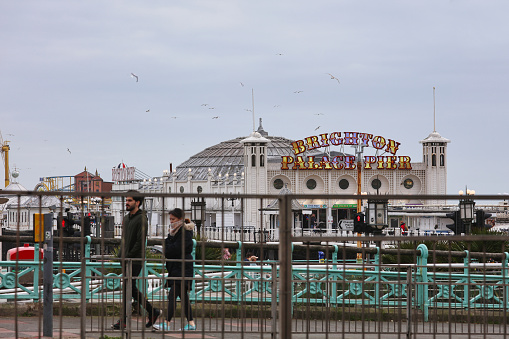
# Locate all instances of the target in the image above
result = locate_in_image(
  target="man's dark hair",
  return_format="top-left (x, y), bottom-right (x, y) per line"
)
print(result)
top-left (169, 208), bottom-right (184, 219)
top-left (126, 190), bottom-right (144, 207)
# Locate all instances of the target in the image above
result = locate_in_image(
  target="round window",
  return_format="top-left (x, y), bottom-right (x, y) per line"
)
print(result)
top-left (371, 179), bottom-right (382, 190)
top-left (403, 178), bottom-right (414, 189)
top-left (338, 179), bottom-right (349, 190)
top-left (179, 186), bottom-right (184, 193)
top-left (273, 178), bottom-right (284, 190)
top-left (306, 179), bottom-right (317, 190)
top-left (197, 186), bottom-right (203, 193)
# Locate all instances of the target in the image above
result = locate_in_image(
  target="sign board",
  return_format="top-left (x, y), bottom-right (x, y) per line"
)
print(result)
top-left (112, 167), bottom-right (136, 182)
top-left (337, 219), bottom-right (354, 230)
top-left (281, 131), bottom-right (412, 171)
top-left (303, 204), bottom-right (327, 208)
top-left (302, 210), bottom-right (312, 215)
top-left (332, 204), bottom-right (357, 208)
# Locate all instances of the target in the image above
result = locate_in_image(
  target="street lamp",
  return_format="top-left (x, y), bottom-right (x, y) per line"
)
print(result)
top-left (191, 197), bottom-right (206, 237)
top-left (459, 189), bottom-right (475, 235)
top-left (366, 199), bottom-right (388, 235)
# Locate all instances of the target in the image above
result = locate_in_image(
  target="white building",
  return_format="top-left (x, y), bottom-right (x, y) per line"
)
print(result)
top-left (111, 120), bottom-right (452, 237)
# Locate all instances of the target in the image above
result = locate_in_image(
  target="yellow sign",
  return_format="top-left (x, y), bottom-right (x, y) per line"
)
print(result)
top-left (34, 213), bottom-right (44, 242)
top-left (281, 131), bottom-right (412, 170)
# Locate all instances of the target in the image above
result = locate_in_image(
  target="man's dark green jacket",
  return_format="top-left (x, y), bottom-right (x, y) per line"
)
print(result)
top-left (121, 209), bottom-right (147, 258)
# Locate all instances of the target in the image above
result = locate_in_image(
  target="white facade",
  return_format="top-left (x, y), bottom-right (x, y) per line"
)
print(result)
top-left (110, 121), bottom-right (451, 236)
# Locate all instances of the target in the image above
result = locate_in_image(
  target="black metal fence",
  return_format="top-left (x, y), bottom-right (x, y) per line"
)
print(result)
top-left (0, 190), bottom-right (509, 338)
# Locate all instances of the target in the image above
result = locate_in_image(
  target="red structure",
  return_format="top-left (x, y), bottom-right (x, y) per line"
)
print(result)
top-left (74, 168), bottom-right (112, 193)
top-left (7, 243), bottom-right (43, 261)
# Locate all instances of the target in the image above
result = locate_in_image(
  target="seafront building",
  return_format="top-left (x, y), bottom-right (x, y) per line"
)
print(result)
top-left (109, 120), bottom-right (455, 237)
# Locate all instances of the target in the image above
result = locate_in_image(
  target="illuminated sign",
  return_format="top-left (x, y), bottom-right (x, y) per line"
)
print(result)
top-left (281, 131), bottom-right (412, 170)
top-left (112, 167), bottom-right (136, 181)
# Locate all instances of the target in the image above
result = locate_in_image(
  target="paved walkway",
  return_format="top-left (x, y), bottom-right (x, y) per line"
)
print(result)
top-left (0, 316), bottom-right (507, 339)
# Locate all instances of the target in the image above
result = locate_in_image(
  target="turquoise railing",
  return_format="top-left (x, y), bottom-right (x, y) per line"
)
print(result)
top-left (1, 238), bottom-right (509, 322)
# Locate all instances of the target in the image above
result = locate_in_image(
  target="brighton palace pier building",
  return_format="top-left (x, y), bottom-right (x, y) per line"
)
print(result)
top-left (111, 120), bottom-right (451, 239)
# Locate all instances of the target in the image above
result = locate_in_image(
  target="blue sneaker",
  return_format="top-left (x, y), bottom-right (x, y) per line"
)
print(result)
top-left (180, 324), bottom-right (196, 331)
top-left (152, 322), bottom-right (171, 331)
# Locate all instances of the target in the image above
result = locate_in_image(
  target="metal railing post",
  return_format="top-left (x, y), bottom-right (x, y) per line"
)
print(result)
top-left (406, 266), bottom-right (412, 339)
top-left (279, 194), bottom-right (292, 339)
top-left (271, 262), bottom-right (278, 339)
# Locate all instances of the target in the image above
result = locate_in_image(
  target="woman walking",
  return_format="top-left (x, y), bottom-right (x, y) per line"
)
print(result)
top-left (153, 208), bottom-right (196, 331)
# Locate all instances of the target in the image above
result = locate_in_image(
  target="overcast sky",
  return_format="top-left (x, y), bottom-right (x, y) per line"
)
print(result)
top-left (1, 1), bottom-right (508, 199)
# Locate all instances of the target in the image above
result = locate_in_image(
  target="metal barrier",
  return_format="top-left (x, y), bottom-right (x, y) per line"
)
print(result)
top-left (0, 190), bottom-right (509, 338)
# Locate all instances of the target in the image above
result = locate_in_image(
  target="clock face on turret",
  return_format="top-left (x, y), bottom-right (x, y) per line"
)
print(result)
top-left (403, 178), bottom-right (414, 189)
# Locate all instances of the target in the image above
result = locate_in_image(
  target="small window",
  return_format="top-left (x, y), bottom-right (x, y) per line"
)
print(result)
top-left (338, 179), bottom-right (349, 190)
top-left (273, 179), bottom-right (284, 190)
top-left (251, 154), bottom-right (256, 167)
top-left (403, 178), bottom-right (414, 189)
top-left (306, 179), bottom-right (317, 190)
top-left (371, 179), bottom-right (382, 190)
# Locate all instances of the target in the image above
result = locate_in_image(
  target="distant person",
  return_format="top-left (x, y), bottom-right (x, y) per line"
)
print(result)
top-left (112, 191), bottom-right (160, 330)
top-left (310, 214), bottom-right (317, 229)
top-left (153, 208), bottom-right (196, 331)
top-left (244, 251), bottom-right (258, 265)
top-left (400, 222), bottom-right (408, 236)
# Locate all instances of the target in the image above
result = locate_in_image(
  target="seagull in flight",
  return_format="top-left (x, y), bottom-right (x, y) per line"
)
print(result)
top-left (314, 126), bottom-right (320, 131)
top-left (146, 109), bottom-right (150, 112)
top-left (276, 53), bottom-right (283, 56)
top-left (212, 116), bottom-right (219, 119)
top-left (240, 82), bottom-right (244, 87)
top-left (170, 116), bottom-right (178, 119)
top-left (326, 73), bottom-right (340, 84)
top-left (294, 90), bottom-right (303, 94)
top-left (314, 113), bottom-right (324, 116)
top-left (208, 107), bottom-right (215, 109)
top-left (273, 105), bottom-right (280, 108)
top-left (130, 73), bottom-right (139, 82)
top-left (67, 148), bottom-right (71, 154)
top-left (201, 104), bottom-right (208, 106)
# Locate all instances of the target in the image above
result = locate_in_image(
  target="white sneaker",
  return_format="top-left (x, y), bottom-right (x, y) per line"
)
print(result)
top-left (152, 322), bottom-right (171, 331)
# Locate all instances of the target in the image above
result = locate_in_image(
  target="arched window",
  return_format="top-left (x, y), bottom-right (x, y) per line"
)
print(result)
top-left (440, 154), bottom-right (444, 166)
top-left (251, 154), bottom-right (256, 167)
top-left (432, 154), bottom-right (436, 166)
top-left (260, 154), bottom-right (264, 167)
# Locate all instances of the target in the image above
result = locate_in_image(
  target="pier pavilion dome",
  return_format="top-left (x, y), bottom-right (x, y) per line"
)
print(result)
top-left (173, 120), bottom-right (326, 182)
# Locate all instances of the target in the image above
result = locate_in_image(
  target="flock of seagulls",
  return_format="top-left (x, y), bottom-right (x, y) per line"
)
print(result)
top-left (128, 67), bottom-right (340, 128)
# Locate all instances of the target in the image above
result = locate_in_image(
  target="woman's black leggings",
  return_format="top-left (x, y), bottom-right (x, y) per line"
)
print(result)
top-left (167, 280), bottom-right (193, 322)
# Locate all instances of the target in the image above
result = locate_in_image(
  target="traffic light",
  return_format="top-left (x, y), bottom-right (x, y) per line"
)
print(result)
top-left (57, 214), bottom-right (75, 236)
top-left (445, 211), bottom-right (464, 234)
top-left (83, 216), bottom-right (92, 236)
top-left (354, 212), bottom-right (366, 233)
top-left (475, 209), bottom-right (493, 230)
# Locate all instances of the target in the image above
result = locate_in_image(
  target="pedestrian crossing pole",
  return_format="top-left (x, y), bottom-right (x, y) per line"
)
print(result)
top-left (35, 213), bottom-right (54, 337)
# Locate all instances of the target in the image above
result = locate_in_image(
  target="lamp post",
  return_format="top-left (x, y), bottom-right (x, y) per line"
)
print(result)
top-left (191, 197), bottom-right (206, 238)
top-left (459, 189), bottom-right (475, 235)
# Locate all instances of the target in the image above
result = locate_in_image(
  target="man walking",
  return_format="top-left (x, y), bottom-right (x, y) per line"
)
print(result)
top-left (112, 191), bottom-right (160, 330)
